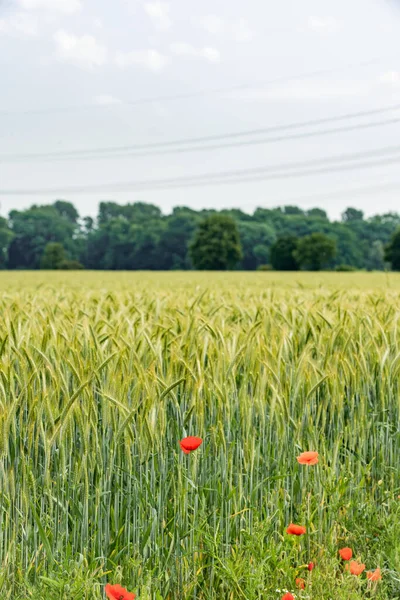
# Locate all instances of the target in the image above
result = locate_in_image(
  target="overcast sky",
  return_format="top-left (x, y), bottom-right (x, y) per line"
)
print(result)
top-left (1, 0), bottom-right (400, 220)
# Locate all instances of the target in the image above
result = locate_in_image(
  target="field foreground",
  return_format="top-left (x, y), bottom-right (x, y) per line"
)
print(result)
top-left (0, 272), bottom-right (399, 599)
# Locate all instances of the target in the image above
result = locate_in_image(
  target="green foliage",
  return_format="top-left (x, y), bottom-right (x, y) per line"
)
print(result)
top-left (8, 204), bottom-right (78, 269)
top-left (384, 228), bottom-right (400, 271)
top-left (40, 242), bottom-right (66, 269)
top-left (0, 217), bottom-right (14, 269)
top-left (189, 214), bottom-right (242, 270)
top-left (294, 232), bottom-right (337, 270)
top-left (335, 264), bottom-right (357, 271)
top-left (342, 207), bottom-right (364, 222)
top-left (307, 208), bottom-right (328, 218)
top-left (270, 236), bottom-right (300, 270)
top-left (59, 259), bottom-right (84, 270)
top-left (1, 201), bottom-right (400, 271)
top-left (238, 222), bottom-right (275, 269)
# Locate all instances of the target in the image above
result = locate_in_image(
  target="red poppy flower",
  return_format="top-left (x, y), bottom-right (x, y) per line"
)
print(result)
top-left (346, 561), bottom-right (365, 576)
top-left (296, 577), bottom-right (306, 589)
top-left (286, 523), bottom-right (306, 536)
top-left (308, 562), bottom-right (315, 571)
top-left (297, 451), bottom-right (319, 465)
top-left (105, 583), bottom-right (136, 600)
top-left (179, 436), bottom-right (203, 454)
top-left (339, 547), bottom-right (353, 561)
top-left (281, 594), bottom-right (295, 600)
top-left (367, 568), bottom-right (381, 581)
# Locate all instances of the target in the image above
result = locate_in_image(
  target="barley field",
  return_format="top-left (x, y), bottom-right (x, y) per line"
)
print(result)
top-left (0, 272), bottom-right (399, 600)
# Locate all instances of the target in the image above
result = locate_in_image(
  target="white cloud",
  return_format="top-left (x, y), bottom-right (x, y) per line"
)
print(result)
top-left (197, 14), bottom-right (254, 42)
top-left (19, 0), bottom-right (82, 14)
top-left (232, 19), bottom-right (254, 42)
top-left (94, 95), bottom-right (122, 106)
top-left (308, 16), bottom-right (339, 34)
top-left (53, 30), bottom-right (108, 68)
top-left (0, 12), bottom-right (38, 36)
top-left (115, 49), bottom-right (167, 70)
top-left (199, 14), bottom-right (224, 35)
top-left (170, 42), bottom-right (220, 63)
top-left (201, 46), bottom-right (220, 62)
top-left (379, 71), bottom-right (400, 86)
top-left (144, 2), bottom-right (171, 30)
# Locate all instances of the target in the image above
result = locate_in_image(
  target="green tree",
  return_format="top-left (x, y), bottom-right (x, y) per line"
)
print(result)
top-left (0, 217), bottom-right (14, 269)
top-left (342, 207), bottom-right (364, 222)
top-left (238, 222), bottom-right (276, 270)
top-left (158, 212), bottom-right (199, 269)
top-left (366, 240), bottom-right (385, 271)
top-left (40, 242), bottom-right (66, 269)
top-left (307, 208), bottom-right (327, 219)
top-left (59, 259), bottom-right (84, 270)
top-left (384, 229), bottom-right (400, 270)
top-left (294, 233), bottom-right (336, 271)
top-left (270, 236), bottom-right (299, 270)
top-left (190, 215), bottom-right (242, 270)
top-left (53, 200), bottom-right (79, 224)
top-left (8, 205), bottom-right (78, 269)
top-left (282, 205), bottom-right (304, 215)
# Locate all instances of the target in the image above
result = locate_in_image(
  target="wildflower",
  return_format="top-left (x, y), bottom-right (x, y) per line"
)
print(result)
top-left (339, 547), bottom-right (352, 561)
top-left (296, 577), bottom-right (306, 589)
top-left (308, 562), bottom-right (315, 571)
top-left (179, 436), bottom-right (203, 454)
top-left (297, 451), bottom-right (319, 465)
top-left (346, 561), bottom-right (365, 576)
top-left (286, 523), bottom-right (306, 536)
top-left (281, 594), bottom-right (295, 600)
top-left (105, 583), bottom-right (136, 600)
top-left (367, 568), bottom-right (382, 581)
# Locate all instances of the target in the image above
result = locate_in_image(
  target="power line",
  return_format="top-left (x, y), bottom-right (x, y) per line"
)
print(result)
top-left (2, 144), bottom-right (400, 195)
top-left (0, 55), bottom-right (392, 117)
top-left (3, 112), bottom-right (400, 163)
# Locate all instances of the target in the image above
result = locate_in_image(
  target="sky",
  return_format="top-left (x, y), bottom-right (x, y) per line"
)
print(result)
top-left (1, 0), bottom-right (400, 220)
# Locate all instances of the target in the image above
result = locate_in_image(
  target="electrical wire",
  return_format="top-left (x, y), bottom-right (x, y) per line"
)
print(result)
top-left (3, 112), bottom-right (400, 163)
top-left (2, 144), bottom-right (400, 195)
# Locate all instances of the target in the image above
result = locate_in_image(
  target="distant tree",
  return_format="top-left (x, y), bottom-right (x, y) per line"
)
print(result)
top-left (40, 242), bottom-right (66, 269)
top-left (98, 201), bottom-right (161, 224)
top-left (8, 205), bottom-right (77, 269)
top-left (59, 259), bottom-right (84, 270)
top-left (158, 213), bottom-right (199, 269)
top-left (384, 229), bottom-right (400, 270)
top-left (83, 216), bottom-right (94, 232)
top-left (366, 240), bottom-right (385, 271)
top-left (335, 264), bottom-right (357, 272)
top-left (0, 217), bottom-right (14, 269)
top-left (294, 233), bottom-right (336, 271)
top-left (282, 206), bottom-right (304, 215)
top-left (342, 207), bottom-right (364, 222)
top-left (307, 208), bottom-right (328, 219)
top-left (190, 215), bottom-right (242, 270)
top-left (53, 200), bottom-right (79, 224)
top-left (238, 222), bottom-right (275, 269)
top-left (270, 236), bottom-right (300, 270)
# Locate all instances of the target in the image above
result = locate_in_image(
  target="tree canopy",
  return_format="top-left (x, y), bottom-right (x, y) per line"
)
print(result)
top-left (189, 215), bottom-right (242, 270)
top-left (0, 200), bottom-right (397, 271)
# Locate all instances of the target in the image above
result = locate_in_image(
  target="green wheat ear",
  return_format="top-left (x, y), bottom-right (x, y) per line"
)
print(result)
top-left (0, 271), bottom-right (397, 599)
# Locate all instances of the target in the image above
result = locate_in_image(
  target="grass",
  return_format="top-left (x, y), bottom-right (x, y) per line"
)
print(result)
top-left (0, 271), bottom-right (399, 599)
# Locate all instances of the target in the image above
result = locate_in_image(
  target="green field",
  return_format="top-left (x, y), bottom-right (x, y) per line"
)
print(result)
top-left (0, 272), bottom-right (399, 599)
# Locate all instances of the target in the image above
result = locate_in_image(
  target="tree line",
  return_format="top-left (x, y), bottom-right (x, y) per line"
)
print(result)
top-left (2, 200), bottom-right (400, 271)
